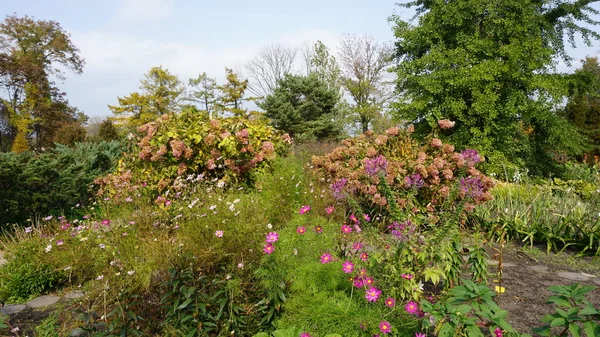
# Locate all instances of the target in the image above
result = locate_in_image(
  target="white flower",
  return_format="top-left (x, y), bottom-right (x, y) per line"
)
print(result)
top-left (25, 226), bottom-right (33, 233)
top-left (208, 204), bottom-right (217, 211)
top-left (418, 281), bottom-right (424, 291)
top-left (11, 327), bottom-right (19, 333)
top-left (96, 275), bottom-right (104, 280)
top-left (127, 270), bottom-right (135, 276)
top-left (44, 244), bottom-right (52, 253)
top-left (64, 266), bottom-right (72, 271)
top-left (267, 223), bottom-right (273, 229)
top-left (99, 243), bottom-right (106, 249)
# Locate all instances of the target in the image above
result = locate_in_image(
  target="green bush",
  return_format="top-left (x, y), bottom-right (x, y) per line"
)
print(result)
top-left (0, 141), bottom-right (123, 227)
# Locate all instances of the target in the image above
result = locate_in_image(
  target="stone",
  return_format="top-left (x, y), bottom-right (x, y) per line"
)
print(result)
top-left (69, 328), bottom-right (87, 336)
top-left (528, 265), bottom-right (549, 273)
top-left (502, 262), bottom-right (516, 268)
top-left (64, 291), bottom-right (85, 300)
top-left (592, 277), bottom-right (600, 286)
top-left (557, 272), bottom-right (590, 282)
top-left (0, 304), bottom-right (27, 315)
top-left (27, 295), bottom-right (60, 308)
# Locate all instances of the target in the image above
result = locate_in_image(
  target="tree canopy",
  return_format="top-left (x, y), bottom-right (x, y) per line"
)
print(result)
top-left (259, 73), bottom-right (342, 141)
top-left (391, 0), bottom-right (600, 174)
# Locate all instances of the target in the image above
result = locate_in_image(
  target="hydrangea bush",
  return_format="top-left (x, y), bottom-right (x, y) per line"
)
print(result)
top-left (95, 111), bottom-right (292, 201)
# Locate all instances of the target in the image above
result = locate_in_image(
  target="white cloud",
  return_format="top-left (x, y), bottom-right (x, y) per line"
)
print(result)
top-left (115, 0), bottom-right (174, 23)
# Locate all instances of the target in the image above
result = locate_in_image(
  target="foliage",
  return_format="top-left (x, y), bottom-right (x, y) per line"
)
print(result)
top-left (475, 179), bottom-right (600, 255)
top-left (259, 73), bottom-right (343, 141)
top-left (0, 141), bottom-right (122, 226)
top-left (309, 40), bottom-right (342, 94)
top-left (217, 67), bottom-right (256, 117)
top-left (563, 56), bottom-right (600, 157)
top-left (0, 14), bottom-right (85, 151)
top-left (95, 111), bottom-right (291, 201)
top-left (391, 0), bottom-right (600, 176)
top-left (53, 122), bottom-right (87, 146)
top-left (108, 66), bottom-right (185, 127)
top-left (95, 119), bottom-right (121, 142)
top-left (532, 284), bottom-right (600, 337)
top-left (420, 280), bottom-right (524, 337)
top-left (187, 72), bottom-right (218, 118)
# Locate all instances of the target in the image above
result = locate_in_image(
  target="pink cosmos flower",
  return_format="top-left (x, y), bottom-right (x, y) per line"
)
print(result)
top-left (296, 226), bottom-right (306, 234)
top-left (405, 301), bottom-right (420, 315)
top-left (24, 227), bottom-right (33, 233)
top-left (320, 253), bottom-right (332, 264)
top-left (43, 215), bottom-right (53, 221)
top-left (363, 213), bottom-right (371, 221)
top-left (342, 260), bottom-right (354, 273)
top-left (360, 252), bottom-right (369, 261)
top-left (265, 232), bottom-right (279, 243)
top-left (325, 206), bottom-right (334, 214)
top-left (263, 243), bottom-right (275, 254)
top-left (315, 225), bottom-right (323, 234)
top-left (359, 268), bottom-right (368, 277)
top-left (365, 286), bottom-right (381, 302)
top-left (299, 205), bottom-right (311, 214)
top-left (101, 219), bottom-right (111, 226)
top-left (354, 224), bottom-right (362, 233)
top-left (379, 321), bottom-right (392, 335)
top-left (353, 277), bottom-right (365, 288)
top-left (385, 297), bottom-right (396, 308)
top-left (215, 230), bottom-right (224, 237)
top-left (352, 242), bottom-right (363, 251)
top-left (300, 333), bottom-right (312, 337)
top-left (494, 328), bottom-right (503, 337)
top-left (401, 273), bottom-right (413, 280)
top-left (349, 214), bottom-right (359, 223)
top-left (341, 224), bottom-right (353, 234)
top-left (56, 240), bottom-right (64, 246)
top-left (415, 333), bottom-right (426, 337)
top-left (364, 277), bottom-right (374, 286)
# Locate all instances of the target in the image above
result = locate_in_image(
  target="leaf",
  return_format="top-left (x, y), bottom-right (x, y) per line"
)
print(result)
top-left (569, 323), bottom-right (582, 337)
top-left (252, 333), bottom-right (270, 337)
top-left (176, 298), bottom-right (193, 310)
top-left (583, 321), bottom-right (600, 337)
top-left (550, 317), bottom-right (567, 327)
top-left (547, 295), bottom-right (571, 308)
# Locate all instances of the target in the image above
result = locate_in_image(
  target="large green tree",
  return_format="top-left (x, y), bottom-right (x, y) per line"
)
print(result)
top-left (391, 0), bottom-right (599, 174)
top-left (0, 14), bottom-right (85, 152)
top-left (564, 56), bottom-right (600, 157)
top-left (259, 73), bottom-right (342, 141)
top-left (109, 66), bottom-right (184, 126)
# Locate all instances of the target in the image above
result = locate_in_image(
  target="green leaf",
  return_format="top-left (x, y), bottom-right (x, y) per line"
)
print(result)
top-left (547, 295), bottom-right (572, 308)
top-left (583, 321), bottom-right (600, 337)
top-left (569, 323), bottom-right (582, 337)
top-left (176, 298), bottom-right (193, 310)
top-left (252, 333), bottom-right (269, 337)
top-left (550, 317), bottom-right (567, 327)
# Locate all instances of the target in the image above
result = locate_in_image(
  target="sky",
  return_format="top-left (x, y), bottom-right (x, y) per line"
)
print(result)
top-left (2, 0), bottom-right (600, 119)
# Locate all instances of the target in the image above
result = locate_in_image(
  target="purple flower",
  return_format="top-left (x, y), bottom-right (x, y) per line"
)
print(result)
top-left (460, 176), bottom-right (484, 199)
top-left (330, 178), bottom-right (348, 200)
top-left (405, 301), bottom-right (420, 315)
top-left (365, 155), bottom-right (388, 177)
top-left (405, 174), bottom-right (424, 189)
top-left (461, 149), bottom-right (481, 164)
top-left (353, 277), bottom-right (365, 288)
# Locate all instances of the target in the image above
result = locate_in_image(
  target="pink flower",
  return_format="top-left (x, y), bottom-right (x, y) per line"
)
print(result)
top-left (315, 225), bottom-right (323, 234)
top-left (352, 242), bottom-right (363, 251)
top-left (379, 321), bottom-right (392, 335)
top-left (385, 297), bottom-right (396, 308)
top-left (215, 230), bottom-right (224, 237)
top-left (415, 333), bottom-right (426, 337)
top-left (365, 286), bottom-right (381, 302)
top-left (342, 260), bottom-right (354, 273)
top-left (494, 328), bottom-right (503, 337)
top-left (405, 301), bottom-right (420, 315)
top-left (364, 277), bottom-right (374, 286)
top-left (354, 224), bottom-right (362, 233)
top-left (101, 219), bottom-right (111, 226)
top-left (341, 224), bottom-right (353, 234)
top-left (363, 213), bottom-right (371, 221)
top-left (263, 243), bottom-right (275, 254)
top-left (325, 206), bottom-right (334, 214)
top-left (296, 226), bottom-right (306, 234)
top-left (320, 253), bottom-right (332, 264)
top-left (353, 277), bottom-right (365, 288)
top-left (56, 240), bottom-right (64, 246)
top-left (299, 205), bottom-right (311, 214)
top-left (265, 232), bottom-right (279, 243)
top-left (358, 268), bottom-right (368, 277)
top-left (360, 252), bottom-right (369, 261)
top-left (300, 333), bottom-right (312, 337)
top-left (438, 119), bottom-right (456, 129)
top-left (349, 214), bottom-right (359, 224)
top-left (401, 273), bottom-right (413, 280)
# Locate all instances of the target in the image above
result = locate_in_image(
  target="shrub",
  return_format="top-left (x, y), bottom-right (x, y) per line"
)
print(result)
top-left (95, 111), bottom-right (292, 202)
top-left (0, 141), bottom-right (123, 226)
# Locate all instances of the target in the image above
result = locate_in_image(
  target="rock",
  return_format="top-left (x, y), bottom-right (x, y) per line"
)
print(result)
top-left (528, 265), bottom-right (549, 273)
top-left (0, 304), bottom-right (27, 315)
top-left (502, 262), bottom-right (516, 267)
top-left (27, 295), bottom-right (60, 308)
top-left (64, 291), bottom-right (85, 300)
top-left (557, 272), bottom-right (590, 282)
top-left (592, 277), bottom-right (600, 286)
top-left (69, 328), bottom-right (87, 336)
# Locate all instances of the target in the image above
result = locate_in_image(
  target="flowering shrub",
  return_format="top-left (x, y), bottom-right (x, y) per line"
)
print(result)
top-left (311, 126), bottom-right (494, 223)
top-left (95, 111), bottom-right (292, 200)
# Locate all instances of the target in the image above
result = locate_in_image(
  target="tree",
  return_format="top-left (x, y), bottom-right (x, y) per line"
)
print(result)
top-left (96, 119), bottom-right (121, 142)
top-left (0, 14), bottom-right (85, 151)
top-left (309, 41), bottom-right (342, 93)
top-left (259, 73), bottom-right (342, 141)
top-left (109, 66), bottom-right (184, 126)
top-left (217, 68), bottom-right (254, 118)
top-left (245, 44), bottom-right (297, 98)
top-left (564, 56), bottom-right (600, 157)
top-left (53, 122), bottom-right (86, 146)
top-left (338, 34), bottom-right (394, 133)
top-left (187, 72), bottom-right (217, 117)
top-left (391, 0), bottom-right (599, 174)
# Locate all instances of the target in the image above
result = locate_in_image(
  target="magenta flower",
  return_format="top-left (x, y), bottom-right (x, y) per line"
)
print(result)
top-left (385, 297), bottom-right (396, 308)
top-left (341, 224), bottom-right (353, 234)
top-left (296, 226), bottom-right (306, 234)
top-left (263, 243), bottom-right (275, 255)
top-left (315, 225), bottom-right (323, 234)
top-left (56, 240), bottom-right (64, 246)
top-left (300, 333), bottom-right (312, 337)
top-left (378, 321), bottom-right (392, 335)
top-left (358, 268), bottom-right (368, 277)
top-left (405, 301), bottom-right (420, 315)
top-left (325, 206), bottom-right (334, 214)
top-left (215, 230), bottom-right (224, 237)
top-left (265, 232), bottom-right (279, 243)
top-left (342, 260), bottom-right (354, 273)
top-left (101, 219), bottom-right (111, 226)
top-left (401, 273), bottom-right (413, 280)
top-left (364, 277), bottom-right (374, 286)
top-left (365, 286), bottom-right (381, 302)
top-left (320, 253), bottom-right (332, 264)
top-left (360, 252), bottom-right (369, 261)
top-left (363, 213), bottom-right (371, 221)
top-left (415, 333), bottom-right (426, 337)
top-left (494, 327), bottom-right (503, 337)
top-left (353, 277), bottom-right (365, 288)
top-left (299, 205), bottom-right (311, 214)
top-left (349, 214), bottom-right (359, 224)
top-left (352, 242), bottom-right (363, 251)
